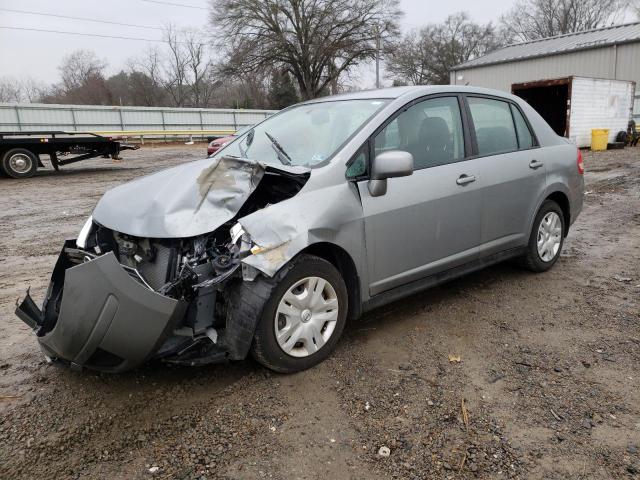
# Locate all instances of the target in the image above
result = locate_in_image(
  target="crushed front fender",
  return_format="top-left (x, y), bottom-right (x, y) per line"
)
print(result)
top-left (16, 241), bottom-right (187, 373)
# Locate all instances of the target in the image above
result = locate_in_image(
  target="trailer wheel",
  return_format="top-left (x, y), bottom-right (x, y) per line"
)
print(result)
top-left (1, 148), bottom-right (38, 178)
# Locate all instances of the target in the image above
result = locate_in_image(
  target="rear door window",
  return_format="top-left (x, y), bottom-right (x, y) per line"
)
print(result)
top-left (468, 97), bottom-right (518, 156)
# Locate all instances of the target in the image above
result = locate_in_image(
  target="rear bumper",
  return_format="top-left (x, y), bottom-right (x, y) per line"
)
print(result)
top-left (16, 241), bottom-right (187, 373)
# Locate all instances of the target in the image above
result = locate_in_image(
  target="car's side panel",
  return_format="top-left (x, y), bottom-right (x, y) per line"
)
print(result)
top-left (239, 180), bottom-right (371, 303)
top-left (544, 144), bottom-right (584, 226)
top-left (475, 149), bottom-right (548, 256)
top-left (357, 159), bottom-right (483, 296)
top-left (520, 144), bottom-right (583, 240)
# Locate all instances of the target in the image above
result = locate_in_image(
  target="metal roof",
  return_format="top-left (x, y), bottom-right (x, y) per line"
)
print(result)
top-left (454, 22), bottom-right (640, 70)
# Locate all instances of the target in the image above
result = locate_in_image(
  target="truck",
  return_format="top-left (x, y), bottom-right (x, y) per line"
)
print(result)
top-left (511, 76), bottom-right (636, 148)
top-left (0, 131), bottom-right (138, 179)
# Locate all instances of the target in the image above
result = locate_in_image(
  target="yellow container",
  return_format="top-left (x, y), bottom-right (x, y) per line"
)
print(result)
top-left (591, 129), bottom-right (609, 151)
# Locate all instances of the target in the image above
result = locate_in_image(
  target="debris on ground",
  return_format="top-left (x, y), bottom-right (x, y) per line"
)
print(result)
top-left (378, 446), bottom-right (391, 457)
top-left (613, 275), bottom-right (633, 283)
top-left (0, 147), bottom-right (638, 479)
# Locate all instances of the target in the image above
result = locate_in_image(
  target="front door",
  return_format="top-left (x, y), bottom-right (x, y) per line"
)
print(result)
top-left (356, 96), bottom-right (482, 296)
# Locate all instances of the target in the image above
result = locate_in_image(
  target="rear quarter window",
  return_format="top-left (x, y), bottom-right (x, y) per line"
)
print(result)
top-left (511, 105), bottom-right (535, 149)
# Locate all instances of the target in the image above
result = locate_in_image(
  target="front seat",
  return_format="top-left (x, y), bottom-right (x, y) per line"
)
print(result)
top-left (417, 117), bottom-right (453, 168)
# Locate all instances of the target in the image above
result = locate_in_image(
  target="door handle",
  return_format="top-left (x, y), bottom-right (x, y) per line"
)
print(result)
top-left (456, 174), bottom-right (476, 186)
top-left (529, 159), bottom-right (544, 169)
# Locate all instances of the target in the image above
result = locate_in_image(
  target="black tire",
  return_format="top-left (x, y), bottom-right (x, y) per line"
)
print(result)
top-left (251, 254), bottom-right (348, 373)
top-left (520, 199), bottom-right (565, 272)
top-left (1, 148), bottom-right (38, 178)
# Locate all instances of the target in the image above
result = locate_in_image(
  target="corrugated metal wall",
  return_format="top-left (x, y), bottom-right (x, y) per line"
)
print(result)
top-left (450, 43), bottom-right (640, 122)
top-left (0, 103), bottom-right (277, 132)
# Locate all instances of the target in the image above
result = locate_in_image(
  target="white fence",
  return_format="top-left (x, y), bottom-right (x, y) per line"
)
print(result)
top-left (0, 103), bottom-right (277, 134)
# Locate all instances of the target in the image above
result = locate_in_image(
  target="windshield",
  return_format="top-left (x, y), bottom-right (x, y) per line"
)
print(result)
top-left (214, 99), bottom-right (388, 167)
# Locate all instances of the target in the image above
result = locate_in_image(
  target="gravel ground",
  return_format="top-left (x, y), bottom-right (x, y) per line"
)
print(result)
top-left (0, 144), bottom-right (638, 480)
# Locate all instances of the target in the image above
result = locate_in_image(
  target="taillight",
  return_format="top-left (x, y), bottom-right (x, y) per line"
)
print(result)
top-left (577, 148), bottom-right (584, 174)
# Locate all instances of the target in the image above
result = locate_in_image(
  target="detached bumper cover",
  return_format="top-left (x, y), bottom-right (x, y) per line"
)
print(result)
top-left (16, 241), bottom-right (186, 373)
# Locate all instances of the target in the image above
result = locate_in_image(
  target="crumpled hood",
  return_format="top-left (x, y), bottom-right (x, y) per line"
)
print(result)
top-left (93, 156), bottom-right (309, 238)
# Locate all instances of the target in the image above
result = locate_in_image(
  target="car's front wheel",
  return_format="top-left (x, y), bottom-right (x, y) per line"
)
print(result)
top-left (251, 254), bottom-right (348, 373)
top-left (521, 199), bottom-right (565, 272)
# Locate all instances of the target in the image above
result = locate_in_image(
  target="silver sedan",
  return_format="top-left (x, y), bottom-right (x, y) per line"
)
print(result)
top-left (16, 86), bottom-right (584, 373)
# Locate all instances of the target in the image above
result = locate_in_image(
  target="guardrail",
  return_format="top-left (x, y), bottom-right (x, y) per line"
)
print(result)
top-left (91, 129), bottom-right (238, 144)
top-left (0, 103), bottom-right (277, 134)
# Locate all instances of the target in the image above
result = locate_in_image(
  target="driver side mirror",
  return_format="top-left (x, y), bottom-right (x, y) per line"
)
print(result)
top-left (368, 150), bottom-right (414, 197)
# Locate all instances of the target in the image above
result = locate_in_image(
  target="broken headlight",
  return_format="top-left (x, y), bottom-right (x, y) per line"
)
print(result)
top-left (76, 215), bottom-right (94, 249)
top-left (230, 222), bottom-right (255, 257)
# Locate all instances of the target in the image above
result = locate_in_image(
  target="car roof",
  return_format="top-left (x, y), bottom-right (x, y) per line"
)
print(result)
top-left (302, 85), bottom-right (517, 103)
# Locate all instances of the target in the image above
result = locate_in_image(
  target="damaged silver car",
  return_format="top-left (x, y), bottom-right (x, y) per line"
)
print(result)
top-left (16, 86), bottom-right (584, 373)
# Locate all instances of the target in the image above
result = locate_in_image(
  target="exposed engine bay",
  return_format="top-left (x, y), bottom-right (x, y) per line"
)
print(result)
top-left (15, 158), bottom-right (310, 372)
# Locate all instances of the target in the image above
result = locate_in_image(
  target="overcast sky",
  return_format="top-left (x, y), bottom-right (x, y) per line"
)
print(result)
top-left (0, 0), bottom-right (516, 89)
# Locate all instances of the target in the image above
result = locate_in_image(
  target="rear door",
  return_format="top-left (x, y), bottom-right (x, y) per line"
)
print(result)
top-left (463, 95), bottom-right (547, 256)
top-left (355, 95), bottom-right (483, 296)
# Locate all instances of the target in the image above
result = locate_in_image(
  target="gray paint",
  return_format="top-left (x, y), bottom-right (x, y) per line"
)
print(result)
top-left (35, 250), bottom-right (183, 373)
top-left (81, 85), bottom-right (581, 303)
top-left (93, 156), bottom-right (308, 238)
top-left (17, 85), bottom-right (584, 372)
top-left (230, 86), bottom-right (577, 304)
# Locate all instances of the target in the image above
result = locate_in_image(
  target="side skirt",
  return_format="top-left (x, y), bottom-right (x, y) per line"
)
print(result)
top-left (362, 247), bottom-right (526, 313)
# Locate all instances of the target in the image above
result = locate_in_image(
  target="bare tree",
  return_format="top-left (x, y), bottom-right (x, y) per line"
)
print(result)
top-left (20, 77), bottom-right (46, 102)
top-left (501, 0), bottom-right (628, 42)
top-left (210, 0), bottom-right (402, 99)
top-left (0, 76), bottom-right (23, 102)
top-left (0, 76), bottom-right (47, 103)
top-left (386, 13), bottom-right (501, 86)
top-left (130, 26), bottom-right (220, 107)
top-left (59, 50), bottom-right (108, 92)
top-left (183, 29), bottom-right (219, 107)
top-left (161, 26), bottom-right (189, 107)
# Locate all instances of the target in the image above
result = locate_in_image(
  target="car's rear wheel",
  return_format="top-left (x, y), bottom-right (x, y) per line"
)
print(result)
top-left (521, 199), bottom-right (565, 272)
top-left (251, 254), bottom-right (347, 373)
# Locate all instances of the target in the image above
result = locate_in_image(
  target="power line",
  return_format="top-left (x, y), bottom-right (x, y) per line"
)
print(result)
top-left (140, 0), bottom-right (208, 10)
top-left (0, 25), bottom-right (208, 45)
top-left (0, 25), bottom-right (164, 42)
top-left (0, 7), bottom-right (163, 30)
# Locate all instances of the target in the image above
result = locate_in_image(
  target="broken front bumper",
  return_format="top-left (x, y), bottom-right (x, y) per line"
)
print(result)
top-left (16, 240), bottom-right (187, 373)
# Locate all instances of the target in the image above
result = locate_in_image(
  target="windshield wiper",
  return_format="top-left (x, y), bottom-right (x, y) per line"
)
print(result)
top-left (238, 129), bottom-right (253, 158)
top-left (264, 131), bottom-right (292, 165)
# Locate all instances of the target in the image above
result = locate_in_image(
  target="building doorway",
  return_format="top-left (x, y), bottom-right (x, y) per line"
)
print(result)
top-left (512, 78), bottom-right (571, 137)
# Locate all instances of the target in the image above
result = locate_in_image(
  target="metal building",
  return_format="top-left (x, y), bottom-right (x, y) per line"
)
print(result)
top-left (450, 22), bottom-right (640, 125)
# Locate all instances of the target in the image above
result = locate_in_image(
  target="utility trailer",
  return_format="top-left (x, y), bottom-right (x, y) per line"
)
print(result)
top-left (0, 131), bottom-right (139, 179)
top-left (512, 76), bottom-right (636, 148)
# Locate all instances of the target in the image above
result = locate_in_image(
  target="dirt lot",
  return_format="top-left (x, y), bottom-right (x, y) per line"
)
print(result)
top-left (0, 144), bottom-right (638, 480)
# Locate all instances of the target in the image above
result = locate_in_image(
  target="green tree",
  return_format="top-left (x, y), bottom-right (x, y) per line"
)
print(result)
top-left (268, 70), bottom-right (299, 109)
